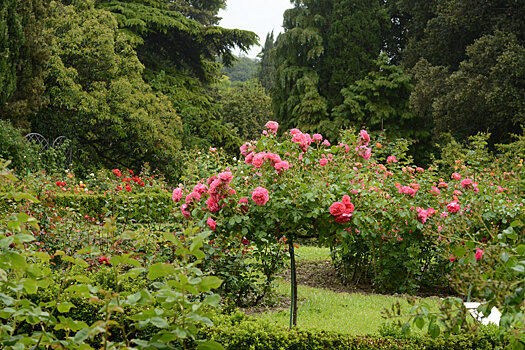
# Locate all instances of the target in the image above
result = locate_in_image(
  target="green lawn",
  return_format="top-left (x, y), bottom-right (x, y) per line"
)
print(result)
top-left (294, 245), bottom-right (331, 261)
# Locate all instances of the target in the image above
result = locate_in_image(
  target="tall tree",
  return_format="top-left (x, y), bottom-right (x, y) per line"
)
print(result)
top-left (257, 31), bottom-right (276, 93)
top-left (97, 0), bottom-right (258, 150)
top-left (272, 0), bottom-right (389, 140)
top-left (0, 0), bottom-right (49, 129)
top-left (31, 0), bottom-right (182, 176)
top-left (426, 31), bottom-right (525, 144)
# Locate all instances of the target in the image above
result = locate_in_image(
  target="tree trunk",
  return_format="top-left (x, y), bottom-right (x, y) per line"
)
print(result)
top-left (289, 239), bottom-right (297, 328)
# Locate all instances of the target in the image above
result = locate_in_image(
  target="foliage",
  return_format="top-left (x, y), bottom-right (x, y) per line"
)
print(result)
top-left (272, 0), bottom-right (389, 140)
top-left (30, 0), bottom-right (183, 180)
top-left (203, 312), bottom-right (503, 350)
top-left (220, 55), bottom-right (259, 82)
top-left (98, 0), bottom-right (258, 155)
top-left (0, 162), bottom-right (224, 349)
top-left (214, 78), bottom-right (272, 142)
top-left (0, 0), bottom-right (49, 128)
top-left (333, 53), bottom-right (432, 163)
top-left (257, 31), bottom-right (276, 93)
top-left (430, 31), bottom-right (525, 145)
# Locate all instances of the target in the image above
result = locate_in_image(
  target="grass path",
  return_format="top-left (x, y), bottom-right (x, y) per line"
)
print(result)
top-left (252, 246), bottom-right (439, 335)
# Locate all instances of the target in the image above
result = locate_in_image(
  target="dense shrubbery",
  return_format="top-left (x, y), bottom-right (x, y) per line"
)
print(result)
top-left (0, 121), bottom-right (523, 348)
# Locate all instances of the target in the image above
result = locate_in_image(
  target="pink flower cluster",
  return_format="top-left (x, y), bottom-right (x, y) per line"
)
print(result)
top-left (398, 185), bottom-right (417, 197)
top-left (251, 187), bottom-right (269, 206)
top-left (265, 121), bottom-right (279, 135)
top-left (329, 195), bottom-right (355, 223)
top-left (291, 130), bottom-right (312, 152)
top-left (415, 207), bottom-right (436, 224)
top-left (446, 201), bottom-right (460, 213)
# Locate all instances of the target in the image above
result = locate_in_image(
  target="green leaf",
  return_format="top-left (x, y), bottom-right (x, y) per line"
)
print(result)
top-left (198, 340), bottom-right (225, 350)
top-left (198, 276), bottom-right (222, 291)
top-left (147, 263), bottom-right (173, 280)
top-left (453, 246), bottom-right (467, 258)
top-left (57, 302), bottom-right (76, 313)
top-left (150, 317), bottom-right (169, 328)
top-left (204, 294), bottom-right (221, 307)
top-left (428, 323), bottom-right (440, 338)
top-left (22, 278), bottom-right (38, 294)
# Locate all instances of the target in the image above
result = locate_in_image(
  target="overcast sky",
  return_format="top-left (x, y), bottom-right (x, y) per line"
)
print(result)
top-left (218, 0), bottom-right (292, 59)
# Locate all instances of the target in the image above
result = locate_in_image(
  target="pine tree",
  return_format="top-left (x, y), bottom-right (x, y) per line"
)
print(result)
top-left (0, 0), bottom-right (49, 128)
top-left (272, 0), bottom-right (388, 140)
top-left (257, 31), bottom-right (276, 93)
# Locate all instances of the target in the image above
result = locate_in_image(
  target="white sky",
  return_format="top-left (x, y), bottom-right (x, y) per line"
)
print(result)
top-left (218, 0), bottom-right (292, 58)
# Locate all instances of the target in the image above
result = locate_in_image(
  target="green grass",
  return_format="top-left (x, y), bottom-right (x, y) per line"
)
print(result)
top-left (256, 280), bottom-right (440, 335)
top-left (294, 246), bottom-right (331, 261)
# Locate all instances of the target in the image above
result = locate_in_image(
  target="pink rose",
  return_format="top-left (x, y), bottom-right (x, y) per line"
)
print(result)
top-left (319, 158), bottom-right (328, 166)
top-left (329, 202), bottom-right (346, 217)
top-left (193, 183), bottom-right (208, 195)
top-left (451, 172), bottom-right (461, 180)
top-left (181, 204), bottom-right (191, 218)
top-left (290, 128), bottom-right (301, 135)
top-left (206, 195), bottom-right (220, 213)
top-left (313, 134), bottom-right (323, 142)
top-left (251, 187), bottom-right (269, 206)
top-left (185, 192), bottom-right (201, 204)
top-left (475, 248), bottom-right (484, 260)
top-left (266, 152), bottom-right (282, 164)
top-left (447, 201), bottom-right (460, 213)
top-left (430, 186), bottom-right (440, 196)
top-left (172, 187), bottom-right (183, 202)
top-left (341, 195), bottom-right (354, 213)
top-left (209, 147), bottom-right (216, 152)
top-left (438, 182), bottom-right (448, 188)
top-left (386, 156), bottom-right (397, 164)
top-left (274, 161), bottom-right (290, 171)
top-left (252, 152), bottom-right (266, 168)
top-left (218, 171), bottom-right (233, 183)
top-left (245, 152), bottom-right (255, 165)
top-left (359, 130), bottom-right (370, 146)
top-left (322, 139), bottom-right (331, 147)
top-left (461, 178), bottom-right (473, 189)
top-left (207, 217), bottom-right (216, 231)
top-left (265, 121), bottom-right (279, 132)
top-left (292, 133), bottom-right (312, 152)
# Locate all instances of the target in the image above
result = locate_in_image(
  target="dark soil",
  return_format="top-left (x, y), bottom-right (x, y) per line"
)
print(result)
top-left (281, 260), bottom-right (375, 295)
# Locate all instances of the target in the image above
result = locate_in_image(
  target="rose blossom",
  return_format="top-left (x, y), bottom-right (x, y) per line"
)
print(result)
top-left (266, 152), bottom-right (282, 164)
top-left (322, 139), bottom-right (331, 147)
top-left (329, 202), bottom-right (346, 217)
top-left (252, 152), bottom-right (266, 168)
top-left (193, 183), bottom-right (208, 195)
top-left (313, 134), bottom-right (323, 142)
top-left (386, 155), bottom-right (398, 164)
top-left (206, 195), bottom-right (220, 212)
top-left (290, 128), bottom-right (301, 135)
top-left (181, 204), bottom-right (191, 218)
top-left (207, 217), bottom-right (216, 231)
top-left (447, 201), bottom-right (460, 213)
top-left (172, 187), bottom-right (183, 202)
top-left (319, 158), bottom-right (328, 166)
top-left (451, 172), bottom-right (461, 180)
top-left (475, 248), bottom-right (484, 260)
top-left (265, 121), bottom-right (279, 132)
top-left (218, 171), bottom-right (233, 183)
top-left (359, 130), bottom-right (370, 146)
top-left (251, 187), bottom-right (269, 206)
top-left (274, 161), bottom-right (290, 171)
top-left (185, 191), bottom-right (201, 204)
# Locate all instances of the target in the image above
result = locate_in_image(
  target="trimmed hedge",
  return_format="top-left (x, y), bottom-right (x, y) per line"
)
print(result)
top-left (51, 192), bottom-right (174, 223)
top-left (203, 313), bottom-right (502, 350)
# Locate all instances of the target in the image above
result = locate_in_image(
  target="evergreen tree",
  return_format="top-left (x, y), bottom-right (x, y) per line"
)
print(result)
top-left (0, 0), bottom-right (49, 129)
top-left (257, 31), bottom-right (276, 93)
top-left (272, 0), bottom-right (388, 140)
top-left (97, 0), bottom-right (258, 150)
top-left (31, 0), bottom-right (182, 177)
